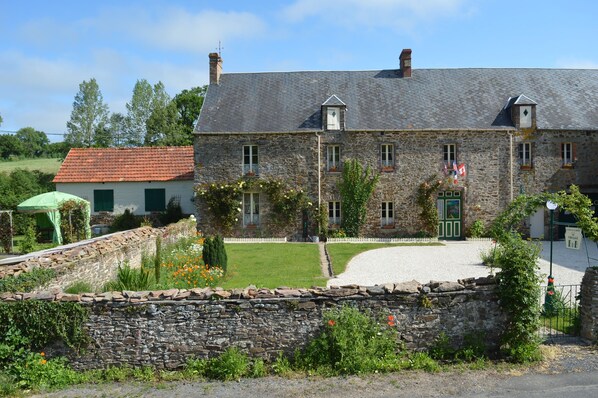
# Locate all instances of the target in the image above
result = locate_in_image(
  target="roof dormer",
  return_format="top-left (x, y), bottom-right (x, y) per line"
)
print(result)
top-left (505, 94), bottom-right (537, 130)
top-left (322, 95), bottom-right (346, 131)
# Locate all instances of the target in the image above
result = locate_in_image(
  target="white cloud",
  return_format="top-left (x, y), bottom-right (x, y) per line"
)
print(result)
top-left (282, 0), bottom-right (469, 31)
top-left (90, 7), bottom-right (266, 53)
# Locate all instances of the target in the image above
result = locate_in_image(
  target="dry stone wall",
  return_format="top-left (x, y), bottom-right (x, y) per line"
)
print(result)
top-left (0, 276), bottom-right (503, 370)
top-left (0, 219), bottom-right (196, 292)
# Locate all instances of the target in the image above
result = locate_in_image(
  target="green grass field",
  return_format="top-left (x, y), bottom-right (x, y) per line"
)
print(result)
top-left (221, 243), bottom-right (324, 289)
top-left (0, 157), bottom-right (62, 174)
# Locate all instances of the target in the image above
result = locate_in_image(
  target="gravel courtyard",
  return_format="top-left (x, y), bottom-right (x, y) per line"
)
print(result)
top-left (328, 239), bottom-right (598, 288)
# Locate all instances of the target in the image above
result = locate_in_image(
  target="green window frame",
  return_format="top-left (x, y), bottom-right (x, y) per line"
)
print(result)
top-left (94, 189), bottom-right (114, 212)
top-left (145, 188), bottom-right (166, 212)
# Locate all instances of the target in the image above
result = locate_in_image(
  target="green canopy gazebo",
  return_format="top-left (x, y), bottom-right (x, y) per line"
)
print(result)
top-left (17, 191), bottom-right (91, 245)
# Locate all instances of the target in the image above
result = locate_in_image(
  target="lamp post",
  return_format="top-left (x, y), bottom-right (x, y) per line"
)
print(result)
top-left (544, 200), bottom-right (558, 314)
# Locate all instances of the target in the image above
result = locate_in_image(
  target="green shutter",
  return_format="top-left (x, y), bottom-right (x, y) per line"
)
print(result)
top-left (94, 190), bottom-right (114, 212)
top-left (145, 189), bottom-right (166, 212)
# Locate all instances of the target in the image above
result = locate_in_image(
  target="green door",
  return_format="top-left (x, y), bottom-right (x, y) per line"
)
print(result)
top-left (437, 190), bottom-right (462, 240)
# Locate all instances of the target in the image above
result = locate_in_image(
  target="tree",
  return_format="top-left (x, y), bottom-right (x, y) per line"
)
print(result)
top-left (0, 134), bottom-right (24, 159)
top-left (173, 85), bottom-right (206, 135)
top-left (145, 101), bottom-right (188, 146)
top-left (124, 79), bottom-right (153, 146)
top-left (108, 112), bottom-right (127, 147)
top-left (338, 159), bottom-right (380, 237)
top-left (15, 127), bottom-right (50, 157)
top-left (65, 78), bottom-right (109, 147)
top-left (0, 113), bottom-right (3, 126)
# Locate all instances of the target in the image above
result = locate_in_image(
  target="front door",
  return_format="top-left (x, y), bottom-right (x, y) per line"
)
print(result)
top-left (437, 190), bottom-right (462, 240)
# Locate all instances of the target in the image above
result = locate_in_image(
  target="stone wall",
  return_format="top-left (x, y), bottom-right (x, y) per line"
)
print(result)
top-left (581, 267), bottom-right (598, 342)
top-left (0, 276), bottom-right (503, 370)
top-left (0, 218), bottom-right (196, 292)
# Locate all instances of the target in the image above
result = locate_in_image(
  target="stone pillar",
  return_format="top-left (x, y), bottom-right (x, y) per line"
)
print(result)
top-left (580, 267), bottom-right (598, 342)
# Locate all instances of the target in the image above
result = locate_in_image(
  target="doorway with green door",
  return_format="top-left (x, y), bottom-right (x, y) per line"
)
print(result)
top-left (437, 190), bottom-right (463, 240)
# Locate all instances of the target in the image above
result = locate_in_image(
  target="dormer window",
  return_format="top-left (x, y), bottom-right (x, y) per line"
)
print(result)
top-left (505, 94), bottom-right (537, 130)
top-left (322, 95), bottom-right (346, 131)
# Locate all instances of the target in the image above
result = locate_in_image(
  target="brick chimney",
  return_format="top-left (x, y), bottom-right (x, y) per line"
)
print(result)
top-left (400, 49), bottom-right (412, 78)
top-left (209, 52), bottom-right (223, 85)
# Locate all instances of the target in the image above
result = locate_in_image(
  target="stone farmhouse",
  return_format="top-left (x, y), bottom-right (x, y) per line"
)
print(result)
top-left (194, 50), bottom-right (598, 240)
top-left (54, 146), bottom-right (195, 222)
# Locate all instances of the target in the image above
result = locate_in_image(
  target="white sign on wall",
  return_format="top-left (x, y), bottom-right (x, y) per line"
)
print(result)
top-left (565, 227), bottom-right (582, 250)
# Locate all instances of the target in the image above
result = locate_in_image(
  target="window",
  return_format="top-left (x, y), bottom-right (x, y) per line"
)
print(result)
top-left (443, 144), bottom-right (456, 167)
top-left (327, 107), bottom-right (340, 130)
top-left (243, 145), bottom-right (259, 175)
top-left (145, 189), bottom-right (166, 212)
top-left (328, 201), bottom-right (341, 225)
top-left (561, 143), bottom-right (575, 167)
top-left (518, 142), bottom-right (532, 168)
top-left (381, 202), bottom-right (394, 227)
top-left (327, 145), bottom-right (341, 171)
top-left (93, 189), bottom-right (114, 212)
top-left (243, 192), bottom-right (260, 225)
top-left (381, 144), bottom-right (394, 170)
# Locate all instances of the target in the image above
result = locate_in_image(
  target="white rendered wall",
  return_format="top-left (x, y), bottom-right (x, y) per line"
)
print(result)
top-left (55, 181), bottom-right (195, 215)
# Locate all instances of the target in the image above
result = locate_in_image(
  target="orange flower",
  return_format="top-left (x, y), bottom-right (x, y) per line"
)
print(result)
top-left (388, 315), bottom-right (395, 321)
top-left (40, 352), bottom-right (45, 357)
top-left (40, 359), bottom-right (47, 365)
top-left (328, 319), bottom-right (336, 327)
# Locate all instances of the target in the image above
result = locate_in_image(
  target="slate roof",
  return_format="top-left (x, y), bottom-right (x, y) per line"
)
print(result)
top-left (53, 146), bottom-right (194, 183)
top-left (197, 68), bottom-right (598, 133)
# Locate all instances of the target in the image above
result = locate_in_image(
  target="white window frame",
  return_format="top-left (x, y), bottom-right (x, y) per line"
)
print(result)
top-left (381, 202), bottom-right (394, 227)
top-left (328, 201), bottom-right (341, 226)
top-left (381, 144), bottom-right (394, 168)
top-left (327, 145), bottom-right (341, 171)
top-left (243, 192), bottom-right (260, 225)
top-left (327, 107), bottom-right (340, 130)
top-left (519, 142), bottom-right (532, 167)
top-left (562, 142), bottom-right (573, 167)
top-left (443, 144), bottom-right (456, 166)
top-left (243, 145), bottom-right (259, 175)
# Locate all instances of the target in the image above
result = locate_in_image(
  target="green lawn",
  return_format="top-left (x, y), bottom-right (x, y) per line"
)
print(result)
top-left (327, 242), bottom-right (444, 276)
top-left (0, 157), bottom-right (63, 174)
top-left (221, 243), bottom-right (324, 289)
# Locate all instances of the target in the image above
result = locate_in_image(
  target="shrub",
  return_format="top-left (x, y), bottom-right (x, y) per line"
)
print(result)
top-left (297, 305), bottom-right (399, 375)
top-left (154, 236), bottom-right (162, 284)
top-left (468, 220), bottom-right (485, 238)
top-left (0, 212), bottom-right (13, 253)
top-left (159, 197), bottom-right (184, 226)
top-left (205, 347), bottom-right (249, 381)
top-left (110, 209), bottom-right (140, 232)
top-left (0, 267), bottom-right (56, 293)
top-left (19, 219), bottom-right (37, 254)
top-left (203, 235), bottom-right (227, 272)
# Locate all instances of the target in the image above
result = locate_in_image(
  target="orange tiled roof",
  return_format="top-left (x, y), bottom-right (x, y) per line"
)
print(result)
top-left (53, 146), bottom-right (194, 183)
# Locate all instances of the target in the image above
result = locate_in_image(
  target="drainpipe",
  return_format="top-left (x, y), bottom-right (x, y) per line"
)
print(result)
top-left (509, 131), bottom-right (514, 201)
top-left (317, 132), bottom-right (321, 207)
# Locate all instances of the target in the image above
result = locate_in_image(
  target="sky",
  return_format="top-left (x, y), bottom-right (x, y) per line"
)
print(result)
top-left (1, 0), bottom-right (597, 142)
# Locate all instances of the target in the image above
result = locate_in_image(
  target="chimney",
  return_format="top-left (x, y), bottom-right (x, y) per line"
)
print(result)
top-left (209, 52), bottom-right (223, 85)
top-left (400, 48), bottom-right (412, 78)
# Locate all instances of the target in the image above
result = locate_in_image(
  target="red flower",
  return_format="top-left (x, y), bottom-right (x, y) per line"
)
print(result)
top-left (388, 315), bottom-right (395, 321)
top-left (387, 321), bottom-right (396, 327)
top-left (328, 319), bottom-right (336, 327)
top-left (548, 278), bottom-right (555, 284)
top-left (548, 290), bottom-right (555, 296)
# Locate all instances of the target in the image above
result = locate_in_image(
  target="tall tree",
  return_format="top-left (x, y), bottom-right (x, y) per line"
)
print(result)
top-left (0, 134), bottom-right (24, 159)
top-left (145, 101), bottom-right (188, 146)
top-left (173, 85), bottom-right (207, 137)
top-left (65, 78), bottom-right (109, 147)
top-left (125, 79), bottom-right (153, 146)
top-left (15, 127), bottom-right (50, 157)
top-left (0, 113), bottom-right (3, 126)
top-left (108, 112), bottom-right (127, 147)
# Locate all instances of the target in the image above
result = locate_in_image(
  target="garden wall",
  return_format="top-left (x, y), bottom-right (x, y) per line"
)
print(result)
top-left (0, 218), bottom-right (196, 292)
top-left (0, 277), bottom-right (503, 370)
top-left (581, 267), bottom-right (598, 341)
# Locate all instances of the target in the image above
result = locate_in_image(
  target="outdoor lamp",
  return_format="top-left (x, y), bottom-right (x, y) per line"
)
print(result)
top-left (544, 200), bottom-right (558, 314)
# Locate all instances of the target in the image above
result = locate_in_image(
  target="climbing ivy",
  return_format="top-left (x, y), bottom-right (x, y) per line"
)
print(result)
top-left (416, 175), bottom-right (443, 237)
top-left (338, 159), bottom-right (379, 237)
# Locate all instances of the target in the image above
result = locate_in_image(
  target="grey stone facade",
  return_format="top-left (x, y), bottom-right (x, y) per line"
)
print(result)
top-left (581, 267), bottom-right (598, 342)
top-left (195, 128), bottom-right (598, 239)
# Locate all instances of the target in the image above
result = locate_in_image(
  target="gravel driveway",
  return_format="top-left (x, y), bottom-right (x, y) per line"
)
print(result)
top-left (328, 239), bottom-right (598, 288)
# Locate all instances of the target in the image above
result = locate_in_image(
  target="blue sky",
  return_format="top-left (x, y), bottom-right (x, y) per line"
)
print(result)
top-left (1, 0), bottom-right (597, 141)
